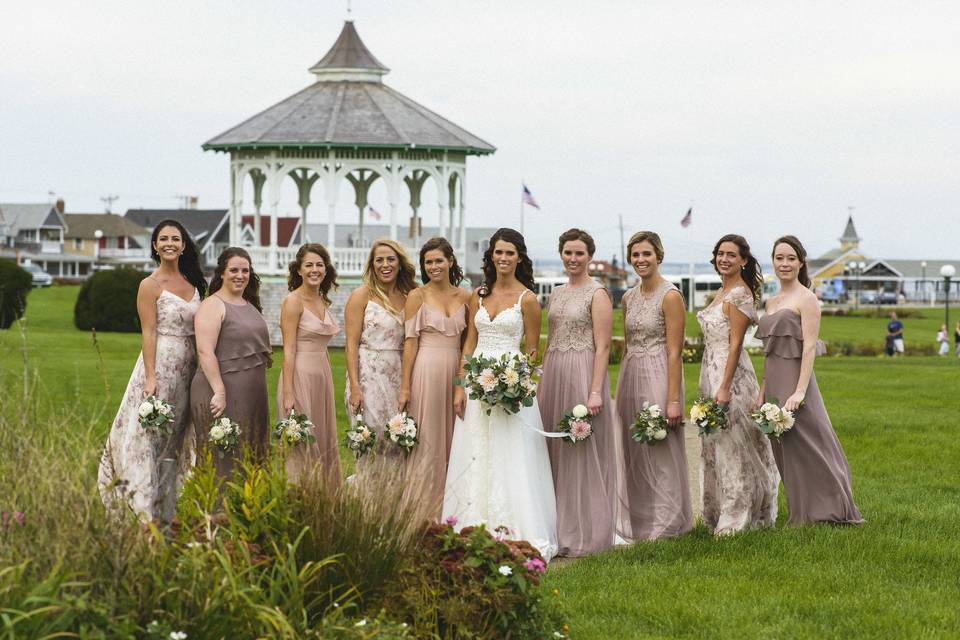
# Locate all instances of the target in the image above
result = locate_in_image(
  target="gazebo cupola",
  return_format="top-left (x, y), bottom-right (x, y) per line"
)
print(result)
top-left (203, 20), bottom-right (495, 275)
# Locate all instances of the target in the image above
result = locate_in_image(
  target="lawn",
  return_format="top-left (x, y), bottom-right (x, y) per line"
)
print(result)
top-left (2, 286), bottom-right (958, 638)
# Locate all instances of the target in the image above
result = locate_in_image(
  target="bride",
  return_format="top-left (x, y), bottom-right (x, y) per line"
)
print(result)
top-left (443, 228), bottom-right (558, 561)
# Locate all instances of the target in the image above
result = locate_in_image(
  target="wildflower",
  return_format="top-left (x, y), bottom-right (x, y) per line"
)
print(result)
top-left (169, 632), bottom-right (188, 640)
top-left (498, 565), bottom-right (513, 576)
top-left (444, 515), bottom-right (458, 527)
top-left (523, 558), bottom-right (546, 574)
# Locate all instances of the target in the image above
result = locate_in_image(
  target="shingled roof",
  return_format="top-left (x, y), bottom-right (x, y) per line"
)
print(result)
top-left (203, 21), bottom-right (495, 155)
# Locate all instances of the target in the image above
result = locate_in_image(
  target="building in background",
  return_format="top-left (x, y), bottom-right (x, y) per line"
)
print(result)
top-left (0, 200), bottom-right (94, 277)
top-left (63, 213), bottom-right (153, 273)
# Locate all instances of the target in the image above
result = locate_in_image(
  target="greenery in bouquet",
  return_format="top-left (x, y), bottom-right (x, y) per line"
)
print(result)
top-left (630, 401), bottom-right (669, 445)
top-left (138, 395), bottom-right (175, 435)
top-left (456, 352), bottom-right (540, 415)
top-left (208, 416), bottom-right (240, 457)
top-left (385, 411), bottom-right (418, 453)
top-left (344, 413), bottom-right (376, 459)
top-left (690, 397), bottom-right (729, 436)
top-left (274, 411), bottom-right (316, 447)
top-left (557, 404), bottom-right (593, 444)
top-left (751, 400), bottom-right (796, 440)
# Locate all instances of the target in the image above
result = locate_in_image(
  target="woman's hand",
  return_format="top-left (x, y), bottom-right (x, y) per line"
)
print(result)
top-left (715, 385), bottom-right (731, 407)
top-left (453, 386), bottom-right (467, 420)
top-left (666, 401), bottom-right (683, 428)
top-left (752, 393), bottom-right (763, 411)
top-left (783, 391), bottom-right (805, 413)
top-left (586, 392), bottom-right (603, 416)
top-left (282, 392), bottom-right (296, 417)
top-left (398, 388), bottom-right (410, 412)
top-left (143, 376), bottom-right (157, 398)
top-left (348, 385), bottom-right (363, 415)
top-left (210, 389), bottom-right (226, 418)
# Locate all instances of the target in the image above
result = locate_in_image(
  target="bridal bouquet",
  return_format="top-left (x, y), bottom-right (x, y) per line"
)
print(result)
top-left (457, 353), bottom-right (539, 415)
top-left (274, 412), bottom-right (316, 447)
top-left (208, 416), bottom-right (240, 457)
top-left (344, 413), bottom-right (376, 459)
top-left (385, 411), bottom-right (419, 453)
top-left (630, 402), bottom-right (669, 445)
top-left (690, 397), bottom-right (728, 436)
top-left (138, 395), bottom-right (175, 435)
top-left (751, 401), bottom-right (795, 440)
top-left (557, 404), bottom-right (593, 444)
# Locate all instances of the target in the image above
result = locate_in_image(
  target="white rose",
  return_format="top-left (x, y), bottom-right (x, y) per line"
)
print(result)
top-left (779, 412), bottom-right (795, 429)
top-left (647, 404), bottom-right (662, 418)
top-left (138, 402), bottom-right (153, 418)
top-left (571, 404), bottom-right (589, 419)
top-left (209, 424), bottom-right (226, 440)
top-left (654, 429), bottom-right (668, 440)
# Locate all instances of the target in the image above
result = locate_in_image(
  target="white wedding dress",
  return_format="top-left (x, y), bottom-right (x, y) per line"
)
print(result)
top-left (442, 290), bottom-right (559, 561)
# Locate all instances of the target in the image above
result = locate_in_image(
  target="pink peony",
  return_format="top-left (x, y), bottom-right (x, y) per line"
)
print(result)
top-left (478, 369), bottom-right (498, 392)
top-left (569, 420), bottom-right (592, 440)
top-left (523, 558), bottom-right (546, 574)
top-left (444, 515), bottom-right (458, 527)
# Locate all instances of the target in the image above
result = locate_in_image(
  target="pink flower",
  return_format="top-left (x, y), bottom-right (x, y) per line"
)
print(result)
top-left (444, 515), bottom-right (458, 527)
top-left (523, 558), bottom-right (546, 574)
top-left (478, 368), bottom-right (498, 392)
top-left (569, 420), bottom-right (592, 441)
top-left (13, 512), bottom-right (24, 526)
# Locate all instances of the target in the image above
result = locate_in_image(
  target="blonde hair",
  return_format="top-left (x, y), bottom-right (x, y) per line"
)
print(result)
top-left (361, 239), bottom-right (417, 314)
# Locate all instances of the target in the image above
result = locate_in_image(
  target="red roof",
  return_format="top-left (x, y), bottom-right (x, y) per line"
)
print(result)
top-left (240, 215), bottom-right (300, 247)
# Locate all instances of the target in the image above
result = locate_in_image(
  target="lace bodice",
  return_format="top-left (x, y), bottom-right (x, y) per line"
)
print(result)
top-left (696, 286), bottom-right (757, 352)
top-left (622, 281), bottom-right (676, 357)
top-left (546, 281), bottom-right (603, 353)
top-left (156, 289), bottom-right (200, 337)
top-left (474, 290), bottom-right (530, 357)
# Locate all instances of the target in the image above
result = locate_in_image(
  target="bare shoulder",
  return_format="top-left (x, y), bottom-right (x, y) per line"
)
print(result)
top-left (198, 294), bottom-right (225, 319)
top-left (797, 289), bottom-right (821, 316)
top-left (346, 285), bottom-right (370, 308)
top-left (521, 289), bottom-right (541, 312)
top-left (456, 287), bottom-right (472, 304)
top-left (281, 292), bottom-right (303, 313)
top-left (139, 275), bottom-right (162, 297)
top-left (662, 287), bottom-right (684, 308)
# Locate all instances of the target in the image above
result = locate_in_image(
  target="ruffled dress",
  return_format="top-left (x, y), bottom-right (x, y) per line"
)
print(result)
top-left (756, 309), bottom-right (863, 525)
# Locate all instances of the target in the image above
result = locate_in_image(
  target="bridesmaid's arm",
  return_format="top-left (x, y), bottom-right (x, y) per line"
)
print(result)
top-left (137, 278), bottom-right (162, 398)
top-left (343, 287), bottom-right (368, 414)
top-left (662, 289), bottom-right (686, 427)
top-left (279, 294), bottom-right (303, 416)
top-left (786, 293), bottom-right (821, 412)
top-left (399, 289), bottom-right (424, 411)
top-left (194, 297), bottom-right (226, 417)
top-left (716, 301), bottom-right (750, 406)
top-left (520, 290), bottom-right (542, 361)
top-left (453, 291), bottom-right (481, 419)
top-left (587, 289), bottom-right (613, 416)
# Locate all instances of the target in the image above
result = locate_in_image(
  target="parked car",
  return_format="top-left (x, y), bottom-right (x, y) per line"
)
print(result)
top-left (23, 263), bottom-right (53, 288)
top-left (859, 290), bottom-right (878, 304)
top-left (879, 290), bottom-right (898, 304)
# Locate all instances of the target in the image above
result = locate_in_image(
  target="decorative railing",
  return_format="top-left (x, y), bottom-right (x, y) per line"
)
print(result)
top-left (99, 248), bottom-right (150, 259)
top-left (243, 244), bottom-right (453, 276)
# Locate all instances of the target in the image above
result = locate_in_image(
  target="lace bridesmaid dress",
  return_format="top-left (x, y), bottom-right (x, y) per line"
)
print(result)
top-left (345, 301), bottom-right (405, 467)
top-left (404, 303), bottom-right (467, 519)
top-left (697, 286), bottom-right (779, 534)
top-left (614, 281), bottom-right (692, 541)
top-left (757, 310), bottom-right (863, 525)
top-left (277, 306), bottom-right (342, 486)
top-left (538, 282), bottom-right (617, 556)
top-left (191, 299), bottom-right (272, 479)
top-left (98, 289), bottom-right (200, 520)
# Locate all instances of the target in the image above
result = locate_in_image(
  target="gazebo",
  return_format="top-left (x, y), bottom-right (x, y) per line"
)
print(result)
top-left (203, 20), bottom-right (496, 275)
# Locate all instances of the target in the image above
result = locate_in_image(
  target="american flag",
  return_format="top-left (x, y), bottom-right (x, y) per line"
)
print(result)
top-left (367, 205), bottom-right (382, 221)
top-left (680, 207), bottom-right (692, 228)
top-left (522, 184), bottom-right (540, 210)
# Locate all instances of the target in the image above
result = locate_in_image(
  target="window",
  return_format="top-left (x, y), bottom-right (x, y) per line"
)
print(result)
top-left (74, 238), bottom-right (83, 250)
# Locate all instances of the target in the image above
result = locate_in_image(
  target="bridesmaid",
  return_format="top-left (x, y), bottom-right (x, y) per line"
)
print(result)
top-left (98, 219), bottom-right (206, 520)
top-left (278, 243), bottom-right (341, 486)
top-left (614, 231), bottom-right (692, 541)
top-left (697, 234), bottom-right (779, 535)
top-left (398, 237), bottom-right (470, 519)
top-left (538, 228), bottom-right (617, 556)
top-left (190, 247), bottom-right (272, 479)
top-left (344, 240), bottom-right (417, 468)
top-left (757, 236), bottom-right (863, 525)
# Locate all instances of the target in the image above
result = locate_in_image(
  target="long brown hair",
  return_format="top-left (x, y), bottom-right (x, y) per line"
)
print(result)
top-left (712, 234), bottom-right (762, 302)
top-left (771, 235), bottom-right (811, 288)
top-left (419, 237), bottom-right (464, 286)
top-left (479, 228), bottom-right (536, 297)
top-left (287, 243), bottom-right (338, 305)
top-left (361, 239), bottom-right (417, 314)
top-left (150, 219), bottom-right (206, 298)
top-left (209, 247), bottom-right (262, 312)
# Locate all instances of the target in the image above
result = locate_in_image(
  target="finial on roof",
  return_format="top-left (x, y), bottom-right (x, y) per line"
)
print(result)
top-left (309, 21), bottom-right (389, 82)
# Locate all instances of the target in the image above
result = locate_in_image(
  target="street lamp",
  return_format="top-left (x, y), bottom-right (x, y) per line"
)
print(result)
top-left (94, 229), bottom-right (103, 268)
top-left (941, 264), bottom-right (956, 328)
top-left (846, 260), bottom-right (866, 310)
top-left (920, 261), bottom-right (927, 305)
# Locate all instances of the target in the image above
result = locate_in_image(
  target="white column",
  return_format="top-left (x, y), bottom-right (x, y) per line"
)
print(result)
top-left (387, 158), bottom-right (400, 242)
top-left (458, 171), bottom-right (467, 254)
top-left (324, 165), bottom-right (341, 249)
top-left (438, 202), bottom-right (448, 239)
top-left (229, 162), bottom-right (240, 246)
top-left (267, 165), bottom-right (281, 273)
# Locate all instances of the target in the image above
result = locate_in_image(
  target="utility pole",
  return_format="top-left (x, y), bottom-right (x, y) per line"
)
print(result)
top-left (100, 195), bottom-right (119, 214)
top-left (618, 214), bottom-right (626, 272)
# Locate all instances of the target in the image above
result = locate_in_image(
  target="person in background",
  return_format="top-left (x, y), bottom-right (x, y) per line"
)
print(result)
top-left (886, 312), bottom-right (904, 357)
top-left (936, 325), bottom-right (950, 356)
top-left (954, 321), bottom-right (960, 357)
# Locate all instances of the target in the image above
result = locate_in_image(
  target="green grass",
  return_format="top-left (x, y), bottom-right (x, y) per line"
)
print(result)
top-left (2, 286), bottom-right (959, 638)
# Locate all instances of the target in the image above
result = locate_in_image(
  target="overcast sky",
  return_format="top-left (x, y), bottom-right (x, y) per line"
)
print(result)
top-left (2, 1), bottom-right (958, 264)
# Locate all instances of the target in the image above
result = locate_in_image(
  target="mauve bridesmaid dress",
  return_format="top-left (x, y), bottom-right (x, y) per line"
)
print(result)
top-left (757, 309), bottom-right (863, 525)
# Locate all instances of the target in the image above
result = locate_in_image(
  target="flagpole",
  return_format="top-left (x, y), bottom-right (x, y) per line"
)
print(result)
top-left (520, 184), bottom-right (525, 236)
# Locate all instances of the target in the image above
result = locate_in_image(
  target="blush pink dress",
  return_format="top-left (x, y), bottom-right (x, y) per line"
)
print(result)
top-left (277, 305), bottom-right (342, 486)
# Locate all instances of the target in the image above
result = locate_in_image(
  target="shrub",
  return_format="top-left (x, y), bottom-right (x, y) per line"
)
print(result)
top-left (0, 259), bottom-right (32, 329)
top-left (74, 268), bottom-right (149, 332)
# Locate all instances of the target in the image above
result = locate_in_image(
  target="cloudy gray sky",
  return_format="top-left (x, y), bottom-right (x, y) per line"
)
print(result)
top-left (2, 1), bottom-right (958, 264)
